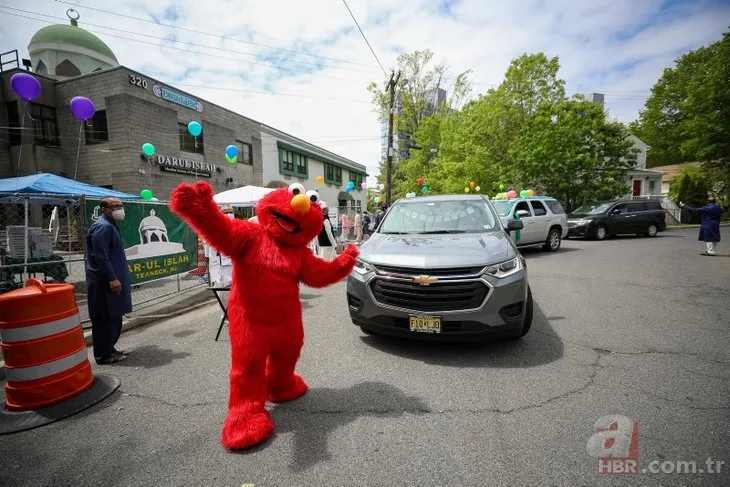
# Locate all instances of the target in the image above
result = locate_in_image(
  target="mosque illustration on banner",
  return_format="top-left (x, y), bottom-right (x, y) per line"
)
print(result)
top-left (124, 209), bottom-right (185, 259)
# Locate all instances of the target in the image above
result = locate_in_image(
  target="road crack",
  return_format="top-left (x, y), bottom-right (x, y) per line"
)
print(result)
top-left (120, 391), bottom-right (220, 409)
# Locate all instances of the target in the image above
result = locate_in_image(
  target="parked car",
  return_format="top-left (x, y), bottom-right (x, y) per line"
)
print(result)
top-left (491, 196), bottom-right (568, 252)
top-left (567, 199), bottom-right (667, 240)
top-left (346, 194), bottom-right (533, 342)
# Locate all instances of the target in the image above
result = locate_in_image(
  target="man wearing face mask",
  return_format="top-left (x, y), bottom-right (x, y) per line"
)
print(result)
top-left (85, 197), bottom-right (133, 364)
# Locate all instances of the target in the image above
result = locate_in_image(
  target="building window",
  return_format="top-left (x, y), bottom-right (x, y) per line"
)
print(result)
top-left (350, 172), bottom-right (364, 190)
top-left (84, 110), bottom-right (109, 144)
top-left (279, 149), bottom-right (307, 178)
top-left (55, 59), bottom-right (81, 77)
top-left (648, 180), bottom-right (655, 194)
top-left (30, 103), bottom-right (60, 147)
top-left (237, 141), bottom-right (253, 165)
top-left (179, 122), bottom-right (203, 153)
top-left (6, 102), bottom-right (21, 146)
top-left (324, 163), bottom-right (342, 185)
top-left (36, 60), bottom-right (47, 75)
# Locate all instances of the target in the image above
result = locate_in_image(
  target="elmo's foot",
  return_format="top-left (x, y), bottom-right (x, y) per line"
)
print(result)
top-left (268, 374), bottom-right (309, 403)
top-left (221, 410), bottom-right (274, 450)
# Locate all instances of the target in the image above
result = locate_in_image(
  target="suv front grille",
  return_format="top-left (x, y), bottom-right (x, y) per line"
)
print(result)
top-left (374, 265), bottom-right (485, 277)
top-left (369, 279), bottom-right (489, 311)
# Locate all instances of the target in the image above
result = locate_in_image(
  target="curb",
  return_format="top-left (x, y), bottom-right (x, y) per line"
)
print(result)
top-left (0, 289), bottom-right (217, 381)
top-left (667, 223), bottom-right (730, 229)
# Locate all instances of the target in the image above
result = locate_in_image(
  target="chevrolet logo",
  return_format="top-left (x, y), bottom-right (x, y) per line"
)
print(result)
top-left (413, 275), bottom-right (438, 286)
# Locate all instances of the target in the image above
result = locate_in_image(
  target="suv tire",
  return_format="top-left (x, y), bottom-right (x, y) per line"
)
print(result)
top-left (645, 223), bottom-right (658, 238)
top-left (510, 287), bottom-right (534, 339)
top-left (594, 225), bottom-right (608, 240)
top-left (543, 227), bottom-right (561, 252)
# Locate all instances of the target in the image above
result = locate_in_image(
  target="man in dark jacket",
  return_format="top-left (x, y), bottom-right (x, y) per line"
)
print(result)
top-left (680, 197), bottom-right (723, 256)
top-left (85, 197), bottom-right (133, 363)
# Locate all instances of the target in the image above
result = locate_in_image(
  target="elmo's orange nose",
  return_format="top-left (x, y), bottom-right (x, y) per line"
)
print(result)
top-left (290, 193), bottom-right (311, 214)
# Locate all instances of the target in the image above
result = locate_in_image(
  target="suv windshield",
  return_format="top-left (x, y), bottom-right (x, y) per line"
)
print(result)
top-left (380, 198), bottom-right (498, 234)
top-left (572, 203), bottom-right (612, 215)
top-left (491, 200), bottom-right (514, 217)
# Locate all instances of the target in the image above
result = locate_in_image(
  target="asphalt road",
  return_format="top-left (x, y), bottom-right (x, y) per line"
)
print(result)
top-left (1, 228), bottom-right (729, 487)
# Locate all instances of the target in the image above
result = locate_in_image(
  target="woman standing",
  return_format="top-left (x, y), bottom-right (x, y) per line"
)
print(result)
top-left (318, 202), bottom-right (339, 260)
top-left (680, 198), bottom-right (723, 256)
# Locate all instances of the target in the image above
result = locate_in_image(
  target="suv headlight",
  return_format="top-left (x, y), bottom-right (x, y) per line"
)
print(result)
top-left (353, 258), bottom-right (375, 275)
top-left (571, 218), bottom-right (593, 225)
top-left (484, 257), bottom-right (523, 278)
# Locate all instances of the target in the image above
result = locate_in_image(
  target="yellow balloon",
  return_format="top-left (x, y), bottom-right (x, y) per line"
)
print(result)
top-left (465, 187), bottom-right (470, 193)
top-left (475, 186), bottom-right (480, 192)
top-left (316, 175), bottom-right (324, 184)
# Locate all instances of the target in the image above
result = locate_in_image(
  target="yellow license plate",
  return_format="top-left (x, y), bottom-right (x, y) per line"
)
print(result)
top-left (409, 316), bottom-right (442, 333)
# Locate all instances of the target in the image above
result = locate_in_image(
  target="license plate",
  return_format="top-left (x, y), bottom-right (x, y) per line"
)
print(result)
top-left (409, 316), bottom-right (442, 333)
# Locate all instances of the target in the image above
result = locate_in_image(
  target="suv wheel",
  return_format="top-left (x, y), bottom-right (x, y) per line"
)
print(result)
top-left (646, 223), bottom-right (658, 238)
top-left (594, 225), bottom-right (608, 240)
top-left (543, 228), bottom-right (561, 252)
top-left (518, 287), bottom-right (534, 337)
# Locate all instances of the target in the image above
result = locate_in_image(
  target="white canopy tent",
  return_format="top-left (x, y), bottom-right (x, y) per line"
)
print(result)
top-left (213, 185), bottom-right (275, 207)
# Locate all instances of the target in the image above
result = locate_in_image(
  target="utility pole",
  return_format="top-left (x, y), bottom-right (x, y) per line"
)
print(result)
top-left (385, 70), bottom-right (400, 209)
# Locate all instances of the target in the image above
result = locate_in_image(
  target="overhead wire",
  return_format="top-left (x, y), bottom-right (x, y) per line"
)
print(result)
top-left (341, 0), bottom-right (388, 77)
top-left (53, 0), bottom-right (378, 69)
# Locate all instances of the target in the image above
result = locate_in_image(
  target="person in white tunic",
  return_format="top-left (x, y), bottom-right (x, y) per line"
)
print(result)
top-left (317, 201), bottom-right (340, 261)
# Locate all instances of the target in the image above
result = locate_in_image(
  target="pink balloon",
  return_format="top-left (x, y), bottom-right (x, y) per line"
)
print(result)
top-left (507, 190), bottom-right (518, 199)
top-left (361, 182), bottom-right (367, 189)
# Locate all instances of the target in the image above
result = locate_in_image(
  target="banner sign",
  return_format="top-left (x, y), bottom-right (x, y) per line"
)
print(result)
top-left (155, 154), bottom-right (215, 178)
top-left (152, 84), bottom-right (203, 112)
top-left (86, 199), bottom-right (198, 284)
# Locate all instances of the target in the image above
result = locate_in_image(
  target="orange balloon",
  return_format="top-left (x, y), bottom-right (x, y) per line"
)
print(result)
top-left (316, 175), bottom-right (324, 184)
top-left (470, 181), bottom-right (475, 188)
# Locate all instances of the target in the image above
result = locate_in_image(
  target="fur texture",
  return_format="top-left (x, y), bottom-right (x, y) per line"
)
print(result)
top-left (170, 181), bottom-right (358, 450)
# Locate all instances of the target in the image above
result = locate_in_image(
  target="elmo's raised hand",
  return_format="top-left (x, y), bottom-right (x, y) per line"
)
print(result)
top-left (335, 244), bottom-right (359, 269)
top-left (170, 181), bottom-right (215, 216)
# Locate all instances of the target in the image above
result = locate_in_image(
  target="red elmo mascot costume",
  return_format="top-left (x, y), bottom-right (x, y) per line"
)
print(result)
top-left (170, 180), bottom-right (358, 450)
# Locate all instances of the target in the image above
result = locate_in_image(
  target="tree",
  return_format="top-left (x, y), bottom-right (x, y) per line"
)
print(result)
top-left (632, 29), bottom-right (730, 203)
top-left (509, 96), bottom-right (636, 212)
top-left (367, 49), bottom-right (472, 187)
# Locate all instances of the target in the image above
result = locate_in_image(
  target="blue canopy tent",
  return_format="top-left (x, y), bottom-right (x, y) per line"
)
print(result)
top-left (0, 174), bottom-right (140, 279)
top-left (0, 173), bottom-right (140, 204)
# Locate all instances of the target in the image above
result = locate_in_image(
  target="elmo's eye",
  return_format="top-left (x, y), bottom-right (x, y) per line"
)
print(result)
top-left (306, 190), bottom-right (320, 203)
top-left (288, 183), bottom-right (305, 195)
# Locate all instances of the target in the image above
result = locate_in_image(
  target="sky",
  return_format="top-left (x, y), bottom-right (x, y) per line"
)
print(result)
top-left (1, 0), bottom-right (729, 185)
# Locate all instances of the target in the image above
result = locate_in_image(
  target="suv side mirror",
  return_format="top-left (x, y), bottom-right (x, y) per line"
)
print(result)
top-left (506, 219), bottom-right (524, 233)
top-left (515, 210), bottom-right (529, 218)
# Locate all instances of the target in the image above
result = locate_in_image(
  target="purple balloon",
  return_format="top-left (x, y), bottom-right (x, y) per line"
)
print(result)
top-left (69, 96), bottom-right (96, 121)
top-left (10, 73), bottom-right (42, 101)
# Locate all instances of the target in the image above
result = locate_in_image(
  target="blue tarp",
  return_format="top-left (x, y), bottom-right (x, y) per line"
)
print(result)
top-left (0, 173), bottom-right (140, 200)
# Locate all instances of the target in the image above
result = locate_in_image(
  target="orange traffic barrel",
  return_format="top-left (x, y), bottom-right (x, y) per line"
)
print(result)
top-left (0, 278), bottom-right (93, 411)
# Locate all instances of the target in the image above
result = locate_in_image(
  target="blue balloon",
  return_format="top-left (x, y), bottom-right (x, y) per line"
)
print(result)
top-left (188, 121), bottom-right (202, 137)
top-left (225, 144), bottom-right (238, 158)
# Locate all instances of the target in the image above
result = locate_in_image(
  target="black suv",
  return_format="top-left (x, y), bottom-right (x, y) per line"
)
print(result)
top-left (567, 199), bottom-right (667, 240)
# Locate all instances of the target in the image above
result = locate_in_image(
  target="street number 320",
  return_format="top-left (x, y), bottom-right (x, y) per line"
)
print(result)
top-left (129, 74), bottom-right (148, 89)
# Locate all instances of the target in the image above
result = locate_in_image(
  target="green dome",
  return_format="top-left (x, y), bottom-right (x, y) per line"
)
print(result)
top-left (29, 23), bottom-right (117, 62)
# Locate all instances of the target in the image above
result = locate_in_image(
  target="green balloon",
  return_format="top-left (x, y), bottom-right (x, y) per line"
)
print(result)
top-left (225, 154), bottom-right (237, 164)
top-left (140, 189), bottom-right (153, 201)
top-left (499, 183), bottom-right (505, 191)
top-left (520, 190), bottom-right (529, 198)
top-left (141, 143), bottom-right (155, 157)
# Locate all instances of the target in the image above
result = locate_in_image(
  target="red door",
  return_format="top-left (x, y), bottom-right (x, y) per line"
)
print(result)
top-left (632, 180), bottom-right (642, 197)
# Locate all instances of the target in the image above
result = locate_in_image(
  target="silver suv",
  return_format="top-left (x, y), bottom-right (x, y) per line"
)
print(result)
top-left (491, 196), bottom-right (568, 252)
top-left (346, 194), bottom-right (533, 342)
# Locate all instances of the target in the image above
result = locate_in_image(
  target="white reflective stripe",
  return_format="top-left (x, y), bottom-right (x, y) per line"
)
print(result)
top-left (0, 313), bottom-right (80, 343)
top-left (4, 348), bottom-right (88, 382)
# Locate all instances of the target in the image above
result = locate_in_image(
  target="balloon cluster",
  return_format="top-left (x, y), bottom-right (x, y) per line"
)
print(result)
top-left (414, 176), bottom-right (429, 194)
top-left (492, 185), bottom-right (536, 200)
top-left (464, 181), bottom-right (481, 193)
top-left (225, 144), bottom-right (238, 164)
top-left (405, 192), bottom-right (417, 198)
top-left (345, 181), bottom-right (356, 193)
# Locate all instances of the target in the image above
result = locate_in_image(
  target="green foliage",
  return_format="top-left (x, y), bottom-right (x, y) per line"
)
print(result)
top-left (370, 51), bottom-right (636, 210)
top-left (632, 29), bottom-right (730, 205)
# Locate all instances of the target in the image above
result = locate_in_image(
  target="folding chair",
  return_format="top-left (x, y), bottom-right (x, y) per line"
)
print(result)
top-left (209, 286), bottom-right (230, 341)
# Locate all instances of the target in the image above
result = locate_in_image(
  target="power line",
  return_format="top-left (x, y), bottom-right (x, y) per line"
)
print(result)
top-left (341, 0), bottom-right (388, 77)
top-left (0, 6), bottom-right (379, 76)
top-left (0, 9), bottom-right (370, 85)
top-left (53, 0), bottom-right (377, 69)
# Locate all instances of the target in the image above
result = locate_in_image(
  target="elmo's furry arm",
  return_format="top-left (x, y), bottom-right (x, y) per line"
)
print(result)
top-left (170, 181), bottom-right (260, 257)
top-left (299, 244), bottom-right (359, 288)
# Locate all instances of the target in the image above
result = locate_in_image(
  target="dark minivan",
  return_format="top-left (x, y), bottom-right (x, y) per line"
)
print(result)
top-left (567, 199), bottom-right (666, 240)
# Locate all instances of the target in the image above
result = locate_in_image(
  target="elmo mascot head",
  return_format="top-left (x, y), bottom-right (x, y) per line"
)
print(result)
top-left (256, 182), bottom-right (323, 246)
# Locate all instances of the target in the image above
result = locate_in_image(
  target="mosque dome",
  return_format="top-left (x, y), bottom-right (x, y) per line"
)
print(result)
top-left (28, 9), bottom-right (118, 79)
